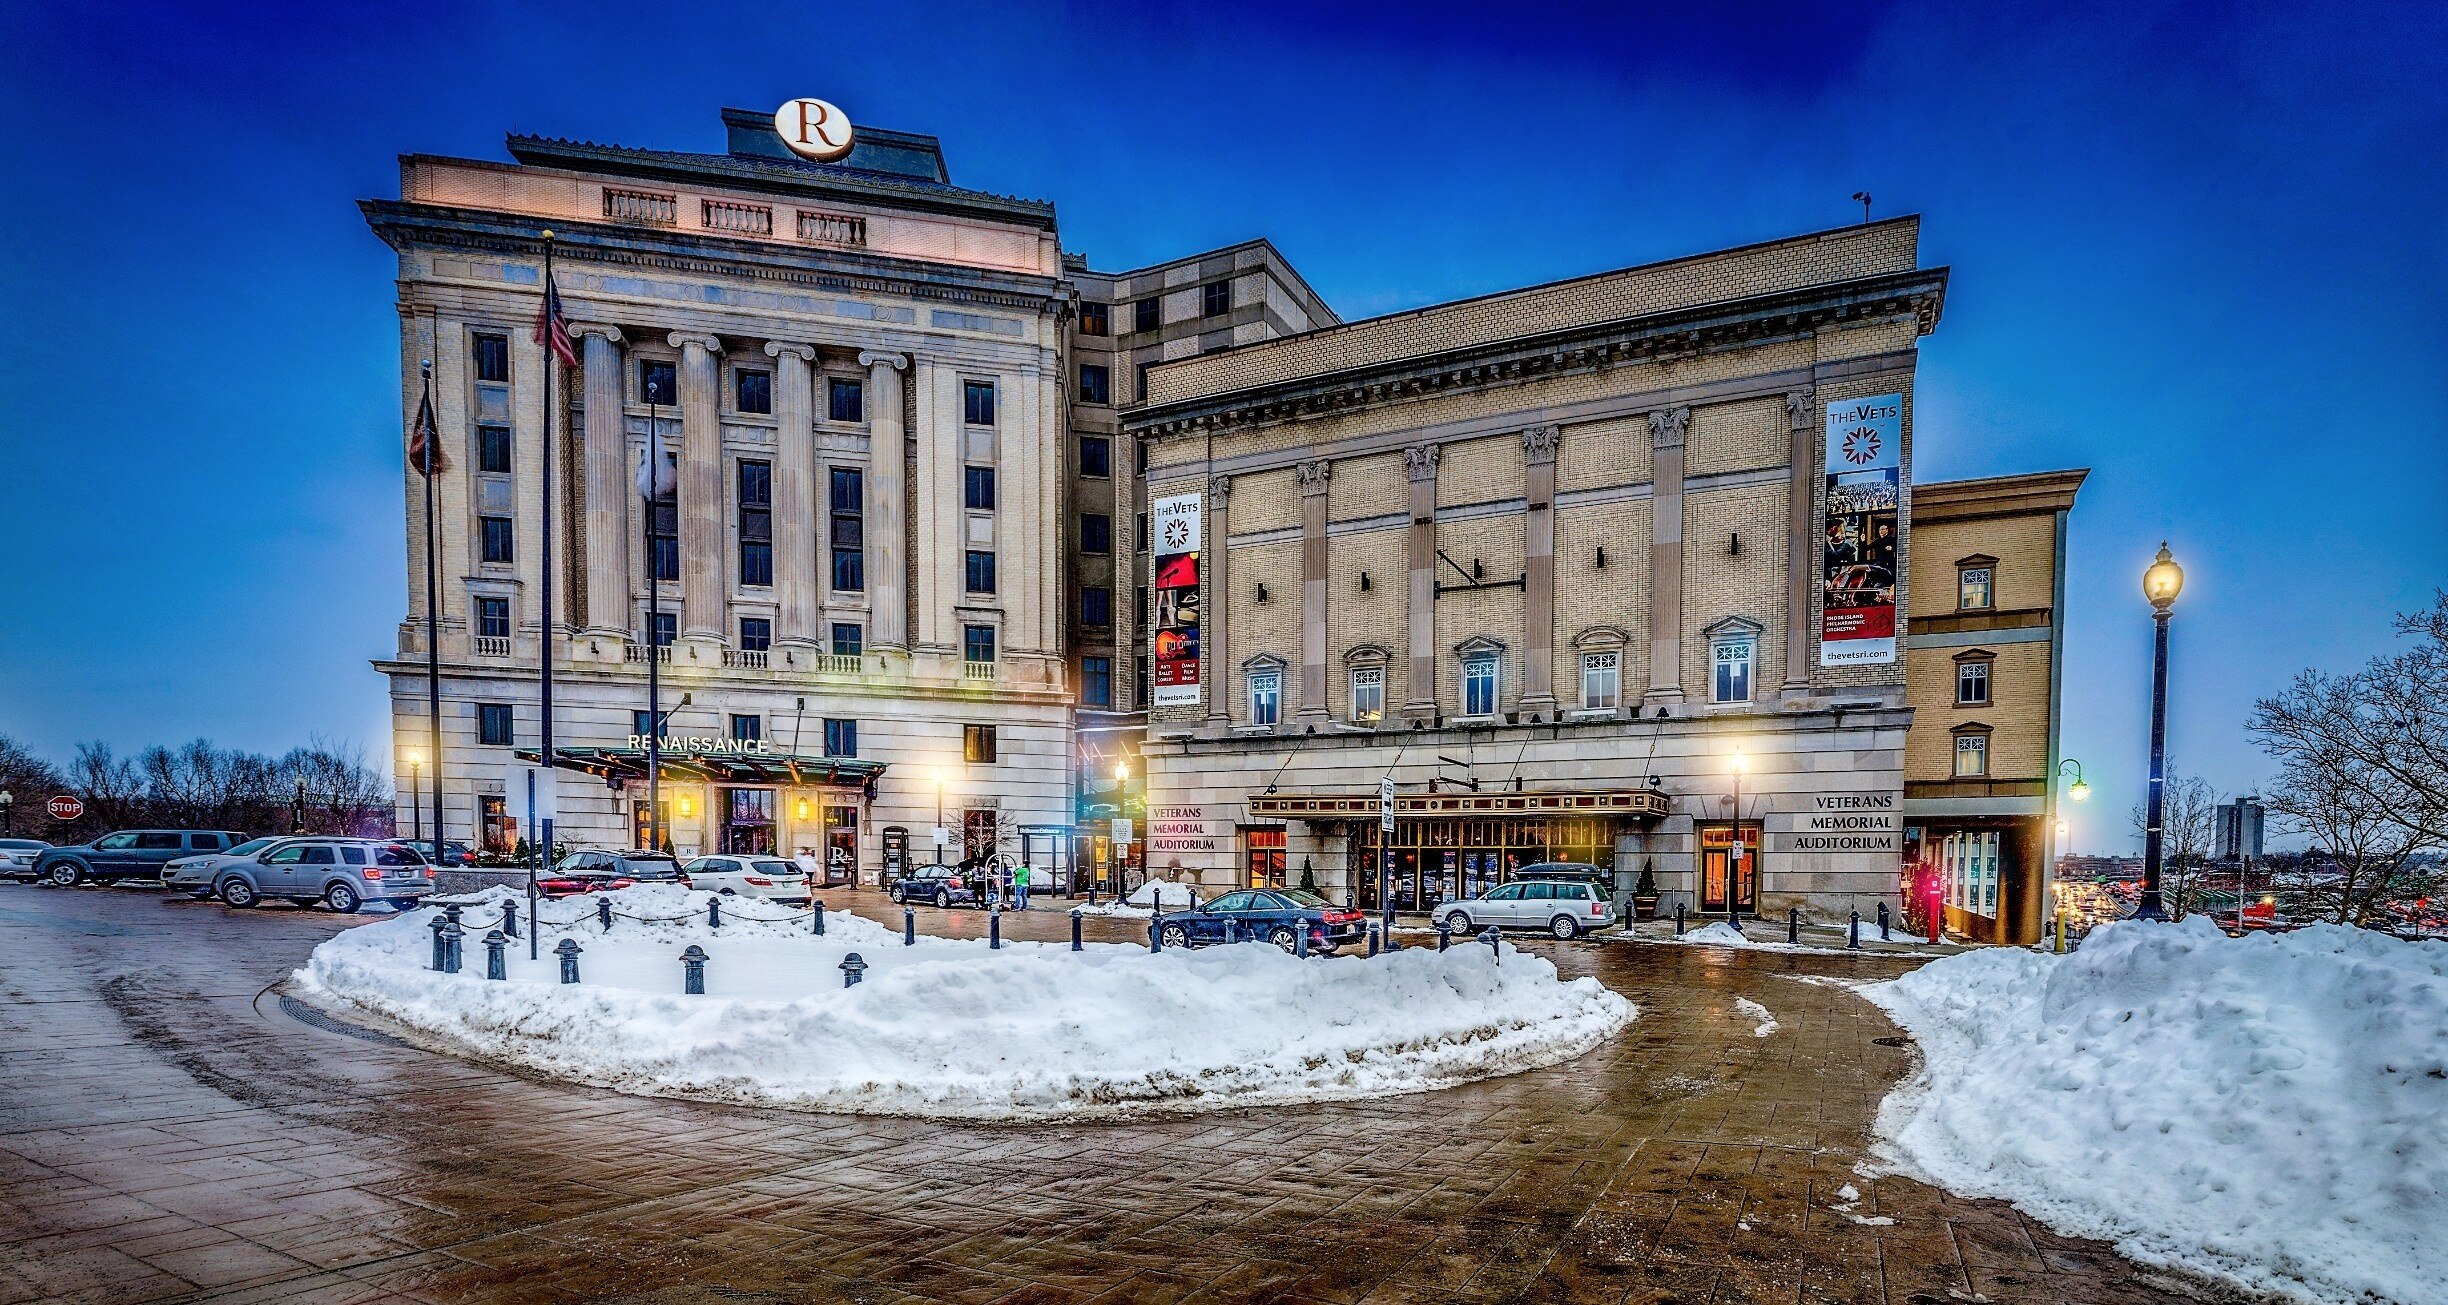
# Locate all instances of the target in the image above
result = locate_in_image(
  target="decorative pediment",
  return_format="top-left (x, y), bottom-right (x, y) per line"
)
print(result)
top-left (1572, 624), bottom-right (1632, 651)
top-left (1454, 634), bottom-right (1508, 658)
top-left (1951, 647), bottom-right (1997, 664)
top-left (1342, 643), bottom-right (1393, 668)
top-left (1702, 615), bottom-right (1764, 641)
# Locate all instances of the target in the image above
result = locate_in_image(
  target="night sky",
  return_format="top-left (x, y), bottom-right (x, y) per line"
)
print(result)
top-left (2, 1), bottom-right (2441, 850)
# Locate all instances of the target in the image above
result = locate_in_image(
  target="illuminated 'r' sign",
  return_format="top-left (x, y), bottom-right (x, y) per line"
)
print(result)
top-left (774, 99), bottom-right (855, 162)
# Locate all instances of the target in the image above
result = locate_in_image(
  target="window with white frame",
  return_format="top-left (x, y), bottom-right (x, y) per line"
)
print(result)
top-left (1954, 732), bottom-right (1990, 777)
top-left (1349, 666), bottom-right (1384, 723)
top-left (1711, 632), bottom-right (1755, 704)
top-left (1461, 654), bottom-right (1499, 716)
top-left (1580, 651), bottom-right (1620, 710)
top-left (1957, 659), bottom-right (1992, 705)
top-left (1249, 666), bottom-right (1282, 726)
top-left (1943, 830), bottom-right (2001, 917)
top-left (1958, 563), bottom-right (1995, 611)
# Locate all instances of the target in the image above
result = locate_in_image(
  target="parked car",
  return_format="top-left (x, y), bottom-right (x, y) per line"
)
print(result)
top-left (1434, 875), bottom-right (1617, 939)
top-left (538, 850), bottom-right (687, 897)
top-left (889, 863), bottom-right (979, 909)
top-left (35, 830), bottom-right (251, 887)
top-left (401, 839), bottom-right (477, 867)
top-left (683, 854), bottom-right (813, 903)
top-left (211, 837), bottom-right (434, 912)
top-left (1155, 888), bottom-right (1367, 953)
top-left (0, 838), bottom-right (51, 881)
top-left (163, 837), bottom-right (298, 897)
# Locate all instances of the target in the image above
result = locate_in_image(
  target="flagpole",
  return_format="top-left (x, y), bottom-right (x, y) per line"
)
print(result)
top-left (420, 360), bottom-right (444, 865)
top-left (532, 231), bottom-right (559, 958)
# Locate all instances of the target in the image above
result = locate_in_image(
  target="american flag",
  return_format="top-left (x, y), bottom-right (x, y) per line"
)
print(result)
top-left (407, 388), bottom-right (443, 476)
top-left (533, 262), bottom-right (578, 368)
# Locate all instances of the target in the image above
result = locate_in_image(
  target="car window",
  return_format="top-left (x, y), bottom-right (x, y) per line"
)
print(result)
top-left (134, 832), bottom-right (182, 850)
top-left (264, 846), bottom-right (306, 864)
top-left (226, 838), bottom-right (276, 857)
top-left (340, 846), bottom-right (367, 865)
top-left (377, 845), bottom-right (423, 867)
top-left (1278, 889), bottom-right (1329, 908)
top-left (1208, 891), bottom-right (1254, 912)
top-left (94, 833), bottom-right (135, 849)
top-left (1484, 884), bottom-right (1522, 901)
top-left (301, 846), bottom-right (337, 865)
top-left (682, 858), bottom-right (713, 873)
top-left (750, 859), bottom-right (795, 875)
top-left (1530, 883), bottom-right (1563, 900)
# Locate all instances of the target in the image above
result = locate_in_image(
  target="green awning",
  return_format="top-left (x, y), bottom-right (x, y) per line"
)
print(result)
top-left (516, 747), bottom-right (886, 787)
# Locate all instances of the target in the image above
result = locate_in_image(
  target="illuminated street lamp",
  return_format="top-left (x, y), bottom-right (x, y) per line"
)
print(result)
top-left (934, 770), bottom-right (948, 867)
top-left (1728, 748), bottom-right (1748, 927)
top-left (2135, 543), bottom-right (2185, 921)
top-left (406, 752), bottom-right (424, 844)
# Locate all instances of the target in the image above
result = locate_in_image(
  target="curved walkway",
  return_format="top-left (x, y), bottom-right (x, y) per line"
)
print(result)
top-left (0, 885), bottom-right (2187, 1303)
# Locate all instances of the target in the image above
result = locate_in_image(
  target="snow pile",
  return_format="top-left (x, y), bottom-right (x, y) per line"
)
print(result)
top-left (1640, 919), bottom-right (1940, 955)
top-left (1866, 918), bottom-right (2448, 1305)
top-left (1732, 997), bottom-right (1779, 1037)
top-left (1072, 880), bottom-right (1203, 917)
top-left (296, 885), bottom-right (1631, 1121)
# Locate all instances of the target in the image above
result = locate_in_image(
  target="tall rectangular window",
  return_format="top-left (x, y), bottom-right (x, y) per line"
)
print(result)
top-left (962, 379), bottom-right (996, 426)
top-left (1462, 656), bottom-right (1498, 717)
top-left (1079, 435), bottom-right (1111, 477)
top-left (1078, 302), bottom-right (1109, 336)
top-left (472, 333), bottom-right (509, 383)
top-left (824, 719), bottom-right (858, 757)
top-left (965, 550), bottom-right (996, 594)
top-left (831, 622), bottom-right (862, 657)
top-left (477, 425), bottom-right (512, 474)
top-left (734, 368), bottom-right (771, 415)
top-left (1202, 280), bottom-right (1231, 318)
top-left (964, 466), bottom-right (997, 511)
top-left (1135, 438), bottom-right (1149, 474)
top-left (650, 612), bottom-right (677, 646)
top-left (634, 710), bottom-right (656, 739)
top-left (1078, 363), bottom-right (1110, 405)
top-left (1134, 654), bottom-right (1150, 708)
top-left (1081, 586), bottom-right (1111, 627)
top-left (475, 596), bottom-right (510, 640)
top-left (480, 516), bottom-right (514, 564)
top-left (739, 617), bottom-right (771, 652)
top-left (1349, 666), bottom-right (1384, 723)
top-left (1137, 513), bottom-right (1149, 551)
top-left (649, 499), bottom-right (679, 582)
top-left (1580, 651), bottom-right (1621, 711)
top-left (730, 714), bottom-right (762, 742)
top-left (1137, 362), bottom-right (1153, 404)
top-left (1249, 667), bottom-right (1282, 726)
top-left (638, 359), bottom-right (676, 406)
top-left (737, 460), bottom-right (772, 587)
top-left (478, 703), bottom-right (514, 747)
top-left (1134, 298), bottom-right (1161, 333)
top-left (1957, 660), bottom-right (1992, 705)
top-left (827, 377), bottom-right (863, 423)
top-left (1083, 656), bottom-right (1113, 708)
top-left (964, 624), bottom-right (997, 663)
top-left (1959, 565), bottom-right (1995, 611)
top-left (829, 467), bottom-right (864, 591)
top-left (1080, 512), bottom-right (1111, 554)
top-left (1954, 733), bottom-right (1990, 778)
top-left (963, 724), bottom-right (998, 764)
top-left (1711, 635), bottom-right (1755, 704)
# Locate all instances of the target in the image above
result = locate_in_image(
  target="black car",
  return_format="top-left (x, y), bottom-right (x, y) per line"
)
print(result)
top-left (1154, 888), bottom-right (1367, 953)
top-left (35, 830), bottom-right (251, 886)
top-left (890, 864), bottom-right (980, 908)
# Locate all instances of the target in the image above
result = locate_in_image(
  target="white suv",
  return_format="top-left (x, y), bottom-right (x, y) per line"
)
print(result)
top-left (681, 855), bottom-right (813, 904)
top-left (1434, 877), bottom-right (1617, 940)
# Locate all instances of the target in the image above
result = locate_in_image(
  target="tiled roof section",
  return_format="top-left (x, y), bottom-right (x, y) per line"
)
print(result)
top-left (1149, 218), bottom-right (1922, 405)
top-left (503, 135), bottom-right (1057, 230)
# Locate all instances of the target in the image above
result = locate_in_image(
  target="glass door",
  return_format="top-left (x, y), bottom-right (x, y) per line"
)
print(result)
top-left (1244, 828), bottom-right (1286, 888)
top-left (1698, 823), bottom-right (1759, 912)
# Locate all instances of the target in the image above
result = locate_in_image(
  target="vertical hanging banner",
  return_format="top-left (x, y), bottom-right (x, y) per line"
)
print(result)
top-left (1150, 491), bottom-right (1203, 707)
top-left (1821, 394), bottom-right (1903, 665)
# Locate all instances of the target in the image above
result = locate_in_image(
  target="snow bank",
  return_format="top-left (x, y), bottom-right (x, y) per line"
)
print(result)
top-left (1072, 880), bottom-right (1202, 917)
top-left (1865, 918), bottom-right (2448, 1305)
top-left (296, 885), bottom-right (1631, 1121)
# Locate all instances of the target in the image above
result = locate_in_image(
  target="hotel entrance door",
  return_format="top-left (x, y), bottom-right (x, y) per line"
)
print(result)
top-left (1244, 828), bottom-right (1286, 888)
top-left (1699, 823), bottom-right (1759, 913)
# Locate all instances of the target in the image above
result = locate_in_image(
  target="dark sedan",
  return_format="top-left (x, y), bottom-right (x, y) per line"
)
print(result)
top-left (537, 850), bottom-right (686, 898)
top-left (889, 864), bottom-right (980, 909)
top-left (1154, 888), bottom-right (1366, 953)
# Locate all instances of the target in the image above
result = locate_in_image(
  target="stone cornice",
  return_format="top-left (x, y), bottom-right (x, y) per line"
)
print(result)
top-left (1128, 267), bottom-right (1947, 440)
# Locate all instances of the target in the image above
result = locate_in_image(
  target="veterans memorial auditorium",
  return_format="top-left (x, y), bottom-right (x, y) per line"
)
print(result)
top-left (370, 102), bottom-right (2083, 942)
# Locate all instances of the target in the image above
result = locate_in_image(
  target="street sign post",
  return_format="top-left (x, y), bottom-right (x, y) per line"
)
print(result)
top-left (46, 795), bottom-right (83, 822)
top-left (1378, 777), bottom-right (1396, 937)
top-left (1113, 817), bottom-right (1134, 845)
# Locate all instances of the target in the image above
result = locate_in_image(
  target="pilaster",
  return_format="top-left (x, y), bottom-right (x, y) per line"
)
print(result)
top-left (669, 331), bottom-right (725, 649)
top-left (1782, 389), bottom-right (1817, 699)
top-left (765, 341), bottom-right (820, 654)
top-left (1520, 424), bottom-right (1561, 716)
top-left (1645, 406), bottom-right (1690, 708)
top-left (1204, 475), bottom-right (1233, 726)
top-left (1403, 444), bottom-right (1440, 720)
top-left (859, 351), bottom-right (911, 659)
top-left (1297, 459), bottom-right (1333, 719)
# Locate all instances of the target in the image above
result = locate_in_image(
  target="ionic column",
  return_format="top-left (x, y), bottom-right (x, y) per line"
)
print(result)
top-left (575, 325), bottom-right (629, 651)
top-left (1782, 389), bottom-right (1817, 696)
top-left (1645, 407), bottom-right (1691, 707)
top-left (858, 351), bottom-right (911, 656)
top-left (910, 358), bottom-right (960, 654)
top-left (1521, 424), bottom-right (1561, 715)
top-left (1297, 459), bottom-right (1333, 719)
top-left (765, 342), bottom-right (819, 653)
top-left (1204, 475), bottom-right (1233, 726)
top-left (1402, 445), bottom-right (1439, 721)
top-left (669, 332), bottom-right (725, 645)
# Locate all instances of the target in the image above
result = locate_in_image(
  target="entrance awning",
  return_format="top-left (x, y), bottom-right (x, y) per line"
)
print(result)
top-left (516, 747), bottom-right (887, 787)
top-left (1248, 787), bottom-right (1670, 822)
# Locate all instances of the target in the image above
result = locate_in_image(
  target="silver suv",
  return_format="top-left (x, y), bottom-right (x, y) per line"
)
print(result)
top-left (164, 837), bottom-right (295, 897)
top-left (1434, 877), bottom-right (1617, 940)
top-left (209, 838), bottom-right (434, 913)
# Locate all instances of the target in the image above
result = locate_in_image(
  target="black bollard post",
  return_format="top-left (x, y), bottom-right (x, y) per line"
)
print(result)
top-left (442, 901), bottom-right (464, 928)
top-left (1848, 910), bottom-right (1862, 950)
top-left (839, 952), bottom-right (867, 987)
top-left (1223, 916), bottom-right (1237, 945)
top-left (1436, 918), bottom-right (1452, 952)
top-left (429, 914), bottom-right (450, 971)
top-left (1675, 902), bottom-right (1687, 936)
top-left (903, 907), bottom-right (916, 946)
top-left (439, 918), bottom-right (464, 974)
top-left (1148, 914), bottom-right (1163, 952)
top-left (1787, 906), bottom-right (1800, 945)
top-left (680, 944), bottom-right (708, 995)
top-left (1482, 926), bottom-right (1502, 964)
top-left (1878, 901), bottom-right (1891, 941)
top-left (1295, 921), bottom-right (1309, 958)
top-left (989, 907), bottom-right (1002, 950)
top-left (501, 900), bottom-right (520, 940)
top-left (556, 937), bottom-right (583, 983)
top-left (483, 929), bottom-right (507, 980)
top-left (1366, 924), bottom-right (1380, 958)
top-left (598, 896), bottom-right (613, 931)
top-left (812, 900), bottom-right (825, 937)
top-left (1070, 908), bottom-right (1084, 952)
top-left (707, 897), bottom-right (722, 930)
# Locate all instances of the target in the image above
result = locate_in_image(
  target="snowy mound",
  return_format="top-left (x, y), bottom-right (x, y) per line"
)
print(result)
top-left (296, 885), bottom-right (1632, 1121)
top-left (1866, 918), bottom-right (2448, 1305)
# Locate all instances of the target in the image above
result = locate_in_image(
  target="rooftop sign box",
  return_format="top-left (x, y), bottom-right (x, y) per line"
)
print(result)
top-left (774, 98), bottom-right (855, 163)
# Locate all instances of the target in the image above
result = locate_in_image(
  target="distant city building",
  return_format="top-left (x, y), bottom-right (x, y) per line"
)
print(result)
top-left (2216, 796), bottom-right (2266, 862)
top-left (2057, 853), bottom-right (2144, 880)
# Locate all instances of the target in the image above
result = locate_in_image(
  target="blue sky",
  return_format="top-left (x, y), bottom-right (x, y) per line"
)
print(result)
top-left (2, 1), bottom-right (2441, 849)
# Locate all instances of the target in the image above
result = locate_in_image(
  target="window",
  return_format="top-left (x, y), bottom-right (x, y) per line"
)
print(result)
top-left (478, 703), bottom-right (514, 747)
top-left (1078, 363), bottom-right (1110, 405)
top-left (823, 719), bottom-right (858, 757)
top-left (1078, 301), bottom-right (1109, 336)
top-left (134, 832), bottom-right (183, 851)
top-left (1957, 660), bottom-right (1992, 705)
top-left (1711, 633), bottom-right (1755, 704)
top-left (472, 333), bottom-right (509, 382)
top-left (1202, 280), bottom-right (1231, 318)
top-left (1462, 655), bottom-right (1499, 717)
top-left (1137, 512), bottom-right (1149, 550)
top-left (1137, 362), bottom-right (1154, 404)
top-left (1944, 830), bottom-right (2002, 917)
top-left (965, 466), bottom-right (997, 511)
top-left (963, 724), bottom-right (999, 764)
top-left (1580, 651), bottom-right (1621, 711)
top-left (1249, 666), bottom-right (1282, 726)
top-left (966, 550), bottom-right (997, 594)
top-left (734, 368), bottom-right (771, 415)
top-left (964, 624), bottom-right (997, 664)
top-left (1134, 585), bottom-right (1147, 625)
top-left (480, 516), bottom-right (514, 564)
top-left (827, 377), bottom-right (864, 423)
top-left (831, 623), bottom-right (862, 657)
top-left (829, 467), bottom-right (864, 590)
top-left (476, 596), bottom-right (510, 640)
top-left (962, 379), bottom-right (996, 426)
top-left (1135, 437), bottom-right (1149, 474)
top-left (650, 612), bottom-right (676, 646)
top-left (1134, 654), bottom-right (1150, 708)
top-left (1959, 564), bottom-right (1995, 611)
top-left (649, 499), bottom-right (679, 581)
top-left (1954, 732), bottom-right (1990, 777)
top-left (737, 460), bottom-right (772, 587)
top-left (1134, 298), bottom-right (1161, 333)
top-left (1081, 586), bottom-right (1111, 627)
top-left (638, 359), bottom-right (676, 407)
top-left (477, 425), bottom-right (512, 474)
top-left (1350, 666), bottom-right (1384, 723)
top-left (633, 710), bottom-right (656, 739)
top-left (1079, 435), bottom-right (1111, 477)
top-left (1080, 512), bottom-right (1111, 554)
top-left (730, 714), bottom-right (761, 743)
top-left (739, 617), bottom-right (771, 652)
top-left (1083, 656), bottom-right (1112, 707)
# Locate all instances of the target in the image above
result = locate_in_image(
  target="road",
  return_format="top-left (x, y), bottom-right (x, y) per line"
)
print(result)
top-left (0, 883), bottom-right (2185, 1303)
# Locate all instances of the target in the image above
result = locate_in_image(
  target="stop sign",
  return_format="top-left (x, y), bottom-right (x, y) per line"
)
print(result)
top-left (46, 795), bottom-right (84, 822)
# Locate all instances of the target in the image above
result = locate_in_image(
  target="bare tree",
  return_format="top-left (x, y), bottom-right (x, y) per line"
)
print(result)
top-left (0, 734), bottom-right (65, 838)
top-left (2130, 769), bottom-right (2221, 919)
top-left (68, 742), bottom-right (146, 834)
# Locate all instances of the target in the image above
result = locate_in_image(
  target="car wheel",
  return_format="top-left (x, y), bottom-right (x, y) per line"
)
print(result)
top-left (218, 877), bottom-right (258, 909)
top-left (1267, 926), bottom-right (1298, 951)
top-left (1549, 914), bottom-right (1580, 940)
top-left (1160, 923), bottom-right (1192, 949)
top-left (935, 889), bottom-right (951, 909)
top-left (45, 861), bottom-right (84, 888)
top-left (719, 887), bottom-right (736, 896)
top-left (324, 883), bottom-right (362, 914)
top-left (1444, 910), bottom-right (1471, 935)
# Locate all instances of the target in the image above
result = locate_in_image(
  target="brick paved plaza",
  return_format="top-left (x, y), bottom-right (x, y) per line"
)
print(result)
top-left (0, 886), bottom-right (2188, 1303)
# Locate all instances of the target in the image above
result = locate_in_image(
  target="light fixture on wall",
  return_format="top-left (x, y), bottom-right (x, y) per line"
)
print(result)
top-left (796, 797), bottom-right (811, 820)
top-left (677, 795), bottom-right (694, 818)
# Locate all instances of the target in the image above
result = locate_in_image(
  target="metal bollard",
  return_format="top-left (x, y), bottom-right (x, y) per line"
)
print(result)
top-left (430, 914), bottom-right (450, 971)
top-left (598, 896), bottom-right (613, 931)
top-left (483, 929), bottom-right (507, 980)
top-left (1070, 908), bottom-right (1084, 952)
top-left (1482, 926), bottom-right (1502, 964)
top-left (556, 937), bottom-right (582, 983)
top-left (442, 901), bottom-right (464, 928)
top-left (1788, 906), bottom-right (1800, 945)
top-left (1675, 902), bottom-right (1686, 936)
top-left (903, 907), bottom-right (916, 946)
top-left (680, 944), bottom-right (708, 995)
top-left (1295, 922), bottom-right (1309, 958)
top-left (1849, 910), bottom-right (1862, 950)
top-left (707, 897), bottom-right (722, 930)
top-left (1148, 914), bottom-right (1163, 952)
top-left (1366, 924), bottom-right (1380, 958)
top-left (839, 952), bottom-right (867, 987)
top-left (1223, 916), bottom-right (1237, 945)
top-left (812, 900), bottom-right (826, 937)
top-left (1878, 901), bottom-right (1891, 941)
top-left (500, 900), bottom-right (520, 940)
top-left (1436, 918), bottom-right (1452, 952)
top-left (439, 919), bottom-right (464, 974)
top-left (989, 907), bottom-right (1002, 950)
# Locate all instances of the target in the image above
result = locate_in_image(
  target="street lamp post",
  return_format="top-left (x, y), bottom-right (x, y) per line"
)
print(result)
top-left (2135, 544), bottom-right (2185, 921)
top-left (407, 754), bottom-right (424, 844)
top-left (934, 775), bottom-right (947, 868)
top-left (1728, 749), bottom-right (1746, 928)
top-left (291, 774), bottom-right (309, 835)
top-left (0, 790), bottom-right (12, 837)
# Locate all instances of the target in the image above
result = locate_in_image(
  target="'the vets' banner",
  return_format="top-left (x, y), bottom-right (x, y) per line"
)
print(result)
top-left (1151, 492), bottom-right (1203, 706)
top-left (1821, 394), bottom-right (1902, 666)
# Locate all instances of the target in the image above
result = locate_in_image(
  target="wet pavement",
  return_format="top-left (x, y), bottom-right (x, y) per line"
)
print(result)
top-left (0, 882), bottom-right (2191, 1304)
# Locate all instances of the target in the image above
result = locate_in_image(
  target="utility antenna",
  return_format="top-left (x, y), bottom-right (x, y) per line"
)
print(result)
top-left (1851, 191), bottom-right (1873, 224)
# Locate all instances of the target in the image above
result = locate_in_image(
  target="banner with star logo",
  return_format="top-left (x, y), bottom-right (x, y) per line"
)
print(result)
top-left (1821, 394), bottom-right (1903, 666)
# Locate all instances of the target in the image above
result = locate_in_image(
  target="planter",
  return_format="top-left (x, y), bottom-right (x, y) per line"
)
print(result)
top-left (1633, 895), bottom-right (1660, 922)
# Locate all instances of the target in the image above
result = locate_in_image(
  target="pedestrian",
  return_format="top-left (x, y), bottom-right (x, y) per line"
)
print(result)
top-left (794, 847), bottom-right (821, 897)
top-left (1013, 861), bottom-right (1031, 912)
